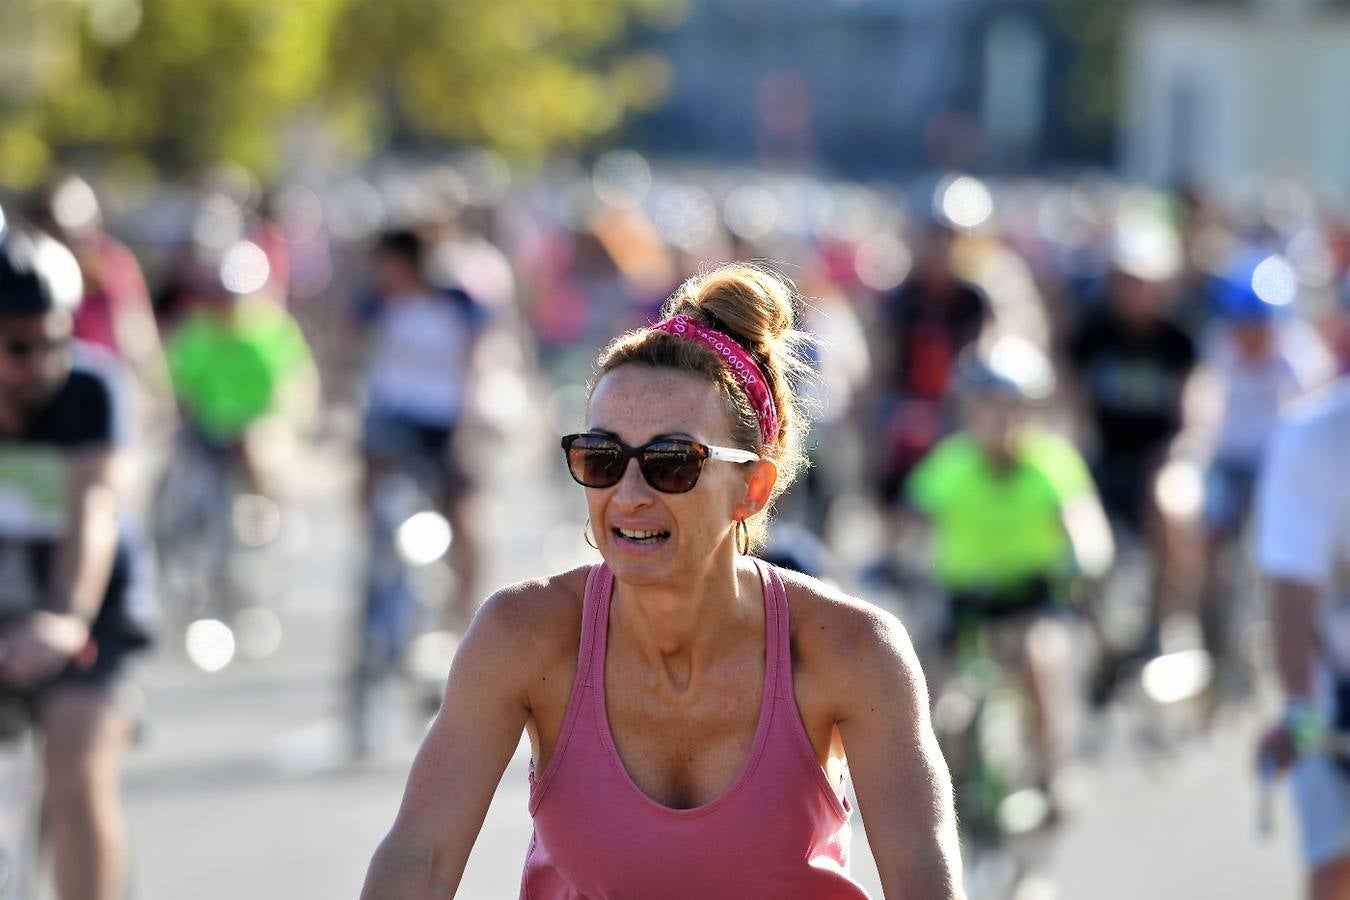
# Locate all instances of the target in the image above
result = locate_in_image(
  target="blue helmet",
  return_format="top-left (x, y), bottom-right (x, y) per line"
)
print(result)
top-left (1213, 253), bottom-right (1295, 323)
top-left (954, 351), bottom-right (1030, 404)
top-left (954, 339), bottom-right (1056, 404)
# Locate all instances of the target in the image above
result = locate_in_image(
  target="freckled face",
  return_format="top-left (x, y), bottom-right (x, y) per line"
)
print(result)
top-left (584, 366), bottom-right (752, 586)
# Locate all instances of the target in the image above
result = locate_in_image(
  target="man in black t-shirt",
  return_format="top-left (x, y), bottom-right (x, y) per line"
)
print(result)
top-left (1067, 237), bottom-right (1198, 695)
top-left (0, 225), bottom-right (151, 900)
top-left (1068, 271), bottom-right (1197, 532)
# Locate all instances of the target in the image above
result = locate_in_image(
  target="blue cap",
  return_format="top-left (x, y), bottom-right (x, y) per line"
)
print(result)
top-left (1213, 253), bottom-right (1295, 322)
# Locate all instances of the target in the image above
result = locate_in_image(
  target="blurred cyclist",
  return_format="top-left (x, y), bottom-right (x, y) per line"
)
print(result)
top-left (0, 225), bottom-right (154, 900)
top-left (1194, 255), bottom-right (1333, 673)
top-left (27, 177), bottom-right (172, 414)
top-left (163, 240), bottom-right (318, 497)
top-left (1066, 223), bottom-right (1197, 685)
top-left (355, 229), bottom-right (486, 631)
top-left (903, 350), bottom-right (1113, 802)
top-left (1255, 376), bottom-right (1350, 900)
top-left (873, 221), bottom-right (991, 502)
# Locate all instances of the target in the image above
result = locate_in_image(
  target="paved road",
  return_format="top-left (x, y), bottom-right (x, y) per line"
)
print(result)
top-left (104, 432), bottom-right (1301, 900)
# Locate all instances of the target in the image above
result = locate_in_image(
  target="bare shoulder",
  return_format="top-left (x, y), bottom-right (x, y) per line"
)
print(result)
top-left (469, 565), bottom-right (590, 662)
top-left (774, 566), bottom-right (925, 713)
top-left (776, 566), bottom-right (913, 661)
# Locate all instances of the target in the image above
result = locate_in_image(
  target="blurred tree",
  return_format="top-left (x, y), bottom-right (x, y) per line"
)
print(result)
top-left (327, 0), bottom-right (680, 157)
top-left (0, 0), bottom-right (683, 188)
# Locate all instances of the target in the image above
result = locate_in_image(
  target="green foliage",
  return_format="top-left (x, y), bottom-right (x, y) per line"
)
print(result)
top-left (0, 0), bottom-right (682, 186)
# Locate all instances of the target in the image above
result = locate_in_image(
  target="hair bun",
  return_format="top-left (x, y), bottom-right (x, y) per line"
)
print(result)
top-left (671, 264), bottom-right (797, 355)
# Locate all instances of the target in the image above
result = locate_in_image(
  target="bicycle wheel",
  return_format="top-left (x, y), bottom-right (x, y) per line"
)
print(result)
top-left (348, 473), bottom-right (421, 759)
top-left (1207, 534), bottom-right (1270, 710)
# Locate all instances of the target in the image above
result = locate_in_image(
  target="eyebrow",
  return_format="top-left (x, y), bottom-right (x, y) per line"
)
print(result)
top-left (584, 428), bottom-right (699, 443)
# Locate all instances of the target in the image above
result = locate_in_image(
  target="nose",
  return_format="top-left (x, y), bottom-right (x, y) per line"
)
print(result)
top-left (610, 457), bottom-right (654, 509)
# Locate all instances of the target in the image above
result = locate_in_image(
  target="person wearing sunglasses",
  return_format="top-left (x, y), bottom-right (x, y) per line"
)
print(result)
top-left (361, 263), bottom-right (962, 899)
top-left (0, 223), bottom-right (154, 900)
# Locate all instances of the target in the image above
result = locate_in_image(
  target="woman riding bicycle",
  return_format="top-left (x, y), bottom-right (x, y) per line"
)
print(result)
top-left (360, 263), bottom-right (963, 898)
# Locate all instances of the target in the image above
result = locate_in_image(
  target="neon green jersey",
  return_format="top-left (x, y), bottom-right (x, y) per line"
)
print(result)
top-left (906, 429), bottom-right (1093, 592)
top-left (167, 298), bottom-right (312, 442)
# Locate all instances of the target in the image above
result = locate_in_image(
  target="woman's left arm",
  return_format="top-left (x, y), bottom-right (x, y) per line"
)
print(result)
top-left (835, 607), bottom-right (965, 900)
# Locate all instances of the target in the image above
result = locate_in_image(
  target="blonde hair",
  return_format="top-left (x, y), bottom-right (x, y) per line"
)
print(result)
top-left (593, 263), bottom-right (813, 549)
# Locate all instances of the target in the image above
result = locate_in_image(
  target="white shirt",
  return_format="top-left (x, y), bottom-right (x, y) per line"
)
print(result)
top-left (1204, 321), bottom-right (1333, 463)
top-left (1257, 381), bottom-right (1350, 674)
top-left (365, 292), bottom-right (475, 425)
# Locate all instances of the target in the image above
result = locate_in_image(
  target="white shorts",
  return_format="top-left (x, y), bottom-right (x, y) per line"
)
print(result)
top-left (1292, 754), bottom-right (1350, 868)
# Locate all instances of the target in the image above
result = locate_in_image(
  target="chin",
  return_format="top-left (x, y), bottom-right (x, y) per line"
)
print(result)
top-left (601, 552), bottom-right (679, 587)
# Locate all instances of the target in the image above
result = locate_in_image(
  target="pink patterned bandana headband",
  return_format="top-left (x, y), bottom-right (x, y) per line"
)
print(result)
top-left (650, 315), bottom-right (779, 447)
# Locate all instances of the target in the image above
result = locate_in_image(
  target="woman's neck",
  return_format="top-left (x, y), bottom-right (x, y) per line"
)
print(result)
top-left (609, 555), bottom-right (759, 688)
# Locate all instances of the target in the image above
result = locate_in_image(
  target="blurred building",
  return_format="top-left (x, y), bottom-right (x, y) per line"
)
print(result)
top-left (1124, 0), bottom-right (1350, 196)
top-left (631, 0), bottom-right (1062, 175)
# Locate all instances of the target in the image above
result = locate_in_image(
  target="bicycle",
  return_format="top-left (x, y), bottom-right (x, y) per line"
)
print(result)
top-left (0, 692), bottom-right (40, 900)
top-left (348, 450), bottom-right (461, 759)
top-left (932, 600), bottom-right (1059, 899)
top-left (149, 427), bottom-right (287, 672)
top-left (1200, 521), bottom-right (1272, 716)
top-left (0, 634), bottom-right (104, 900)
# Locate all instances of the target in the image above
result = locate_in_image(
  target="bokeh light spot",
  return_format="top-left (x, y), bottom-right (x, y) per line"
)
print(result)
top-left (724, 185), bottom-right (779, 241)
top-left (592, 150), bottom-right (651, 210)
top-left (1251, 254), bottom-right (1297, 306)
top-left (397, 512), bottom-right (452, 567)
top-left (185, 619), bottom-right (236, 673)
top-left (854, 234), bottom-right (912, 291)
top-left (220, 241), bottom-right (271, 295)
top-left (938, 175), bottom-right (994, 230)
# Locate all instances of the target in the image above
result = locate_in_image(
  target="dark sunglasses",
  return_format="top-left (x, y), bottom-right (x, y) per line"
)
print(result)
top-left (1, 336), bottom-right (69, 360)
top-left (561, 433), bottom-right (759, 494)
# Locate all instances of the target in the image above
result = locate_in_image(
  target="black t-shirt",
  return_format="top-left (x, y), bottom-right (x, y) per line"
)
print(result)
top-left (19, 365), bottom-right (121, 446)
top-left (1068, 307), bottom-right (1197, 459)
top-left (883, 278), bottom-right (989, 400)
top-left (0, 354), bottom-right (148, 642)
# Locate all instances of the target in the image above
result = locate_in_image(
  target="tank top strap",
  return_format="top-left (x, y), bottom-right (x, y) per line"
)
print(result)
top-left (580, 564), bottom-right (614, 688)
top-left (753, 559), bottom-right (793, 700)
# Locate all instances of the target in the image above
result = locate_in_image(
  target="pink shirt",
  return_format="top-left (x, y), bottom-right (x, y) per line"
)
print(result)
top-left (71, 235), bottom-right (150, 356)
top-left (521, 561), bottom-right (870, 900)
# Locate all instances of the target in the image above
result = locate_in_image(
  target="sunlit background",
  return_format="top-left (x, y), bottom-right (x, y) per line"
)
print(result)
top-left (4, 0), bottom-right (1349, 898)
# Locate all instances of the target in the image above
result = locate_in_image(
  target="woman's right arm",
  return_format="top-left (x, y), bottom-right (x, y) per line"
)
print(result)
top-left (359, 587), bottom-right (536, 899)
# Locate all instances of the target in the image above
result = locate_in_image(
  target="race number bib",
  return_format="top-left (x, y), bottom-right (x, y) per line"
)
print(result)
top-left (0, 446), bottom-right (65, 539)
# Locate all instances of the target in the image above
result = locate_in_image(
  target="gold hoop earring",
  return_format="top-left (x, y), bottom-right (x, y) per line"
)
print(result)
top-left (735, 519), bottom-right (750, 556)
top-left (583, 518), bottom-right (599, 550)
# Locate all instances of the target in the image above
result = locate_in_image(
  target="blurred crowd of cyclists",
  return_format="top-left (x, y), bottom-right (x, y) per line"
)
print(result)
top-left (6, 152), bottom-right (1350, 895)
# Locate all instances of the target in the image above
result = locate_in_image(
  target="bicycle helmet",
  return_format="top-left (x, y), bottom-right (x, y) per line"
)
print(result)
top-left (1213, 252), bottom-right (1294, 322)
top-left (954, 337), bottom-right (1056, 404)
top-left (955, 352), bottom-right (1026, 403)
top-left (0, 226), bottom-right (84, 317)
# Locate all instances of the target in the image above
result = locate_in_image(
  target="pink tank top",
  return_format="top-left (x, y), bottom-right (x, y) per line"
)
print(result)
top-left (521, 560), bottom-right (870, 900)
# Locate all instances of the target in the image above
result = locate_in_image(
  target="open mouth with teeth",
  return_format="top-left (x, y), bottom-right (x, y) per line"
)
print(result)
top-left (613, 527), bottom-right (671, 546)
